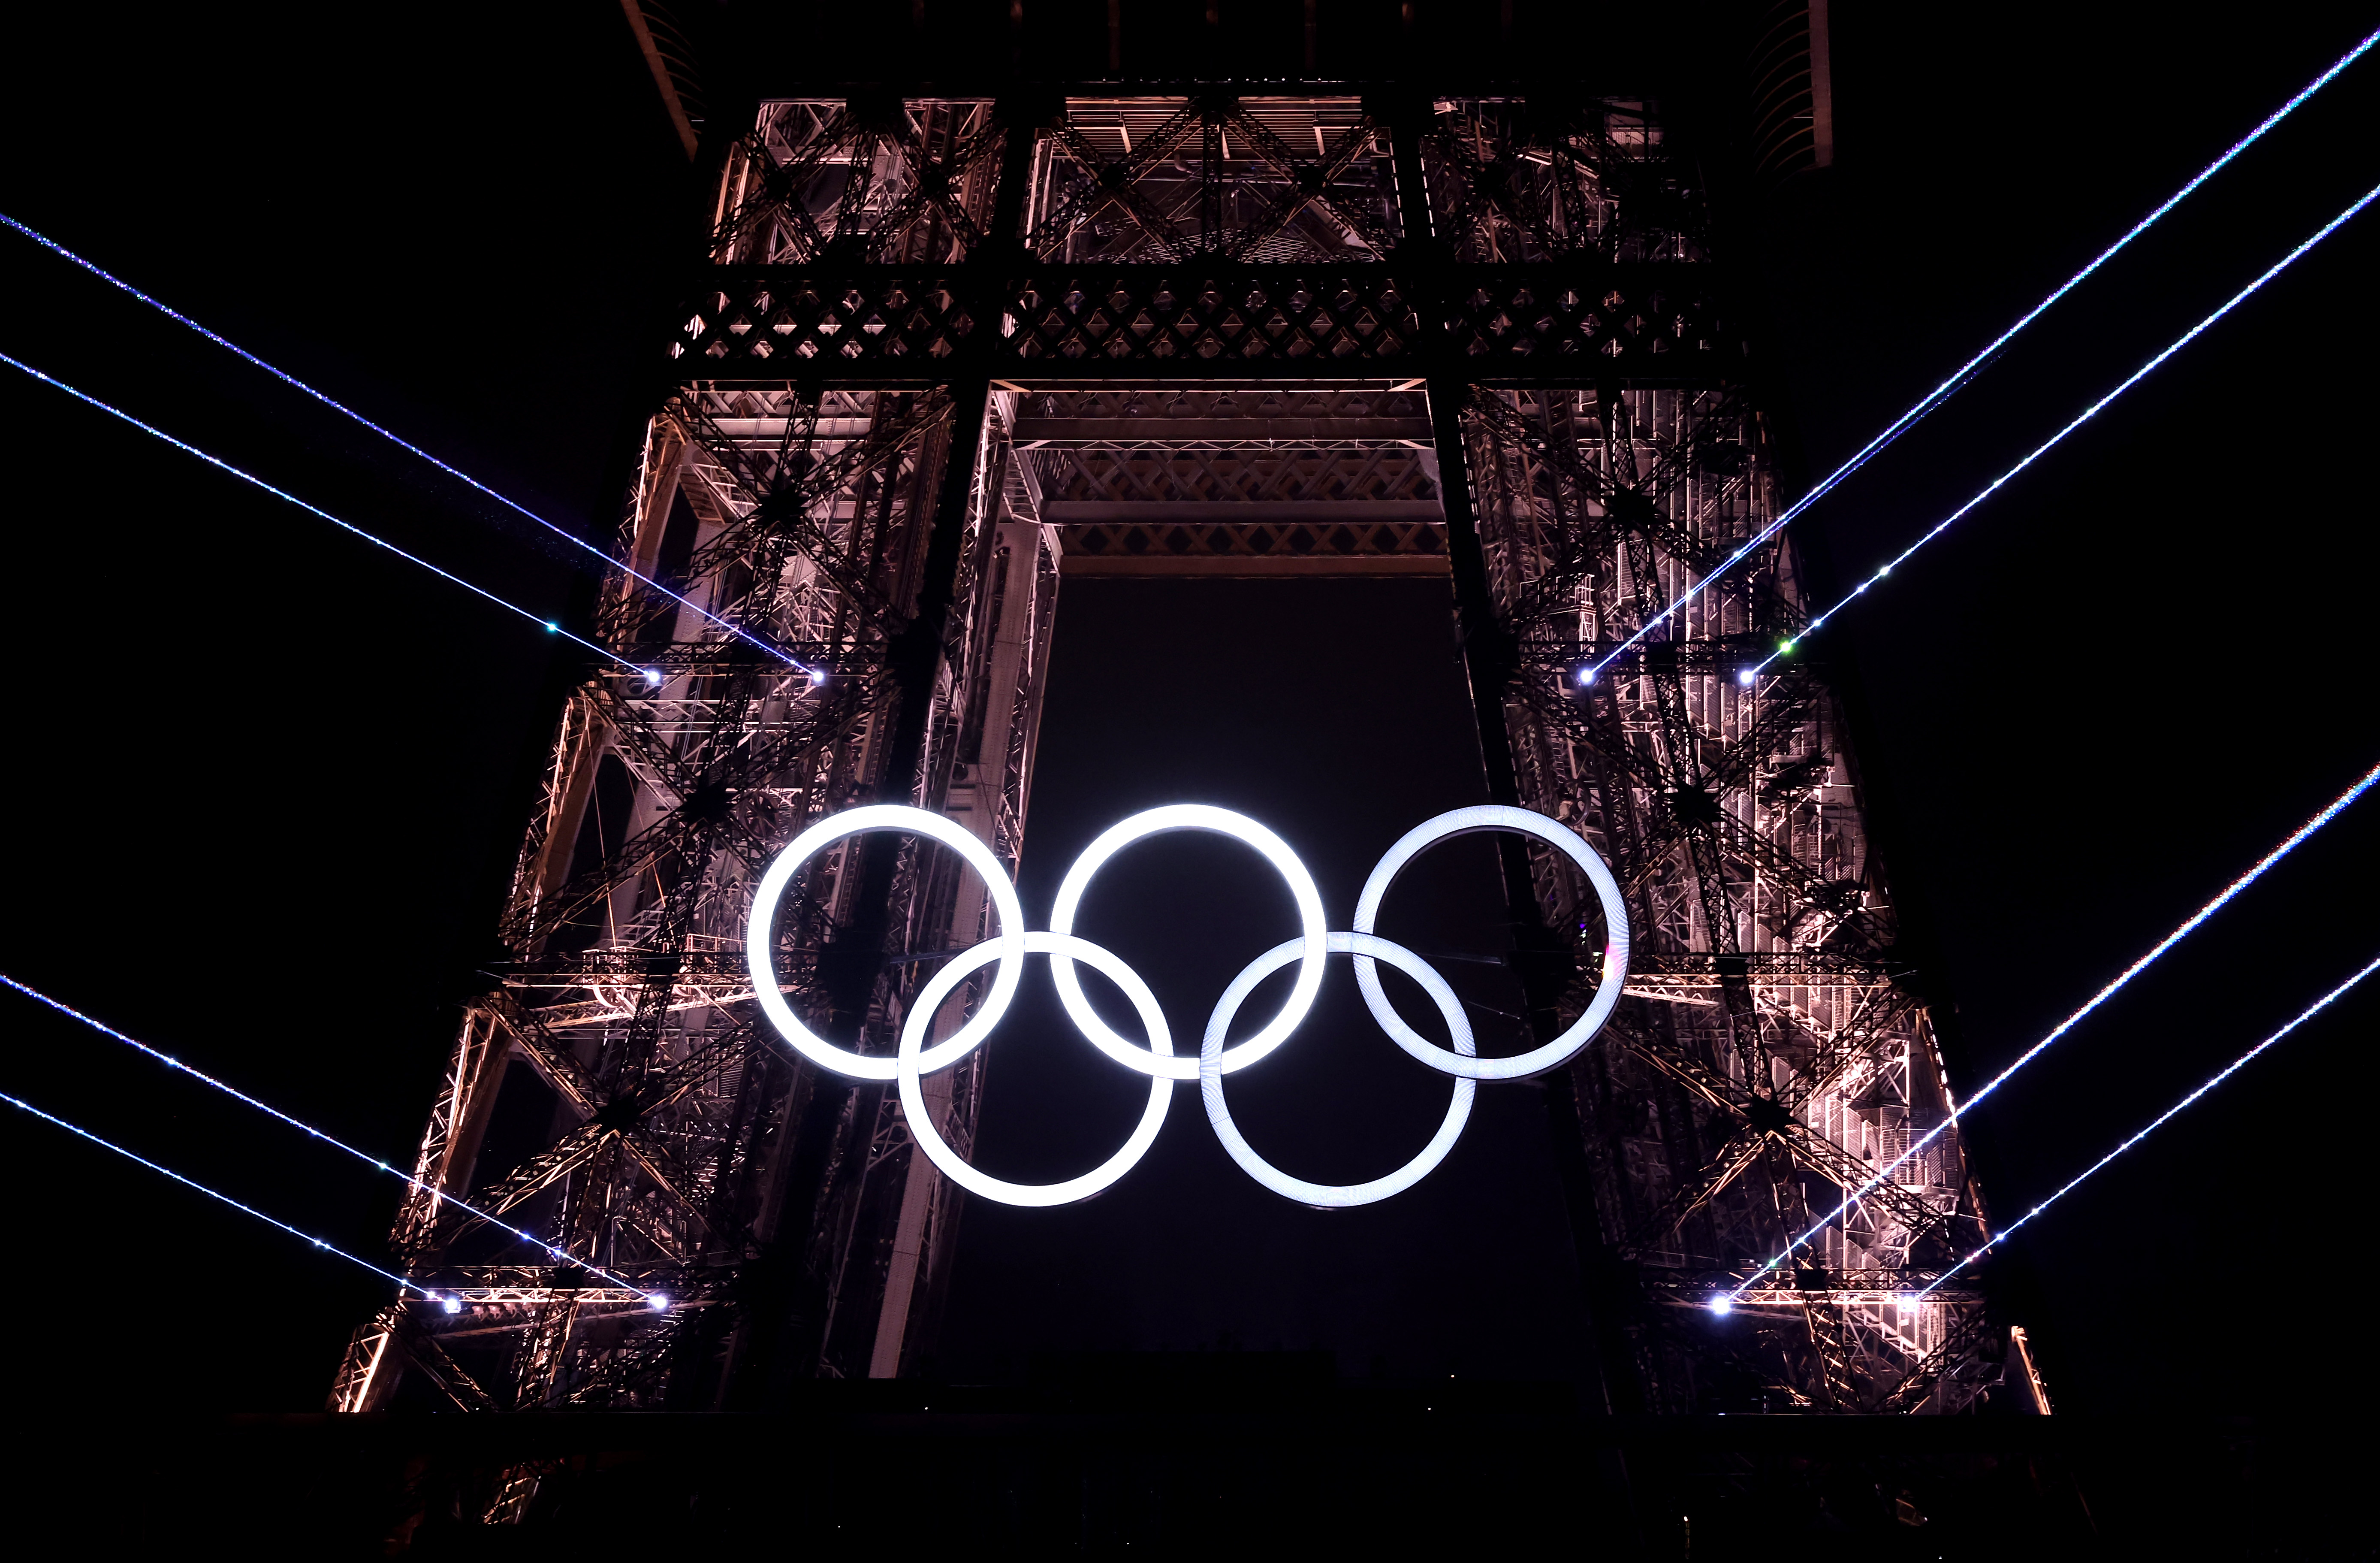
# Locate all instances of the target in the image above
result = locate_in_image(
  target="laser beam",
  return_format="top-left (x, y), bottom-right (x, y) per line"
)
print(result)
top-left (3, 1087), bottom-right (432, 1299)
top-left (0, 210), bottom-right (814, 675)
top-left (1586, 23), bottom-right (2380, 680)
top-left (0, 972), bottom-right (662, 1305)
top-left (1752, 177), bottom-right (2380, 677)
top-left (0, 351), bottom-right (647, 677)
top-left (1727, 756), bottom-right (2380, 1302)
top-left (1920, 952), bottom-right (2380, 1296)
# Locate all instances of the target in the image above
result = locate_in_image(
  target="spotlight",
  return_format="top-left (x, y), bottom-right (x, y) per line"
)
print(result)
top-left (1736, 669), bottom-right (1755, 686)
top-left (807, 668), bottom-right (827, 686)
top-left (544, 621), bottom-right (559, 633)
top-left (1708, 1296), bottom-right (1734, 1316)
top-left (442, 1295), bottom-right (463, 1315)
top-left (643, 668), bottom-right (663, 687)
top-left (648, 1294), bottom-right (671, 1312)
top-left (1575, 665), bottom-right (1596, 687)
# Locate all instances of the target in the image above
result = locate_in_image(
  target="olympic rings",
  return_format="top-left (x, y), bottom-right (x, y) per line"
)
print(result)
top-left (1201, 932), bottom-right (1475, 1209)
top-left (1048, 805), bottom-right (1328, 1082)
top-left (744, 804), bottom-right (1027, 1082)
top-left (743, 802), bottom-right (1629, 1207)
top-left (1351, 804), bottom-right (1632, 1081)
top-left (900, 932), bottom-right (1174, 1207)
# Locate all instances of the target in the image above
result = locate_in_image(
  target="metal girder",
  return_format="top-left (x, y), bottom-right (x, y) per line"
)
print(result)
top-left (336, 83), bottom-right (2019, 1446)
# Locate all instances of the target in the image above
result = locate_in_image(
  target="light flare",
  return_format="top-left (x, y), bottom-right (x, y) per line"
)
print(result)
top-left (0, 973), bottom-right (667, 1307)
top-left (1581, 25), bottom-right (2380, 681)
top-left (1920, 953), bottom-right (2380, 1295)
top-left (0, 211), bottom-right (820, 677)
top-left (1731, 757), bottom-right (2380, 1300)
top-left (1749, 180), bottom-right (2380, 676)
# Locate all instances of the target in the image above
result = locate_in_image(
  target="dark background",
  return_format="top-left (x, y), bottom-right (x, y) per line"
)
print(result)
top-left (0, 1), bottom-right (2372, 1420)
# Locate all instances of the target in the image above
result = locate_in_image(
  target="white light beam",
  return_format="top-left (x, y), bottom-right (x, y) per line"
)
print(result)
top-left (1587, 24), bottom-right (2380, 679)
top-left (1920, 952), bottom-right (2380, 1295)
top-left (1731, 757), bottom-right (2380, 1299)
top-left (1753, 179), bottom-right (2380, 676)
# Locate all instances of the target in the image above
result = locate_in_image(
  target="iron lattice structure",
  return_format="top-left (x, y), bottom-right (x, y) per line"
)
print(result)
top-left (334, 55), bottom-right (2033, 1477)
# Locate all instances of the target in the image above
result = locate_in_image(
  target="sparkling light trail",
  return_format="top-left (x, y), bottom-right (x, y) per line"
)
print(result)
top-left (0, 351), bottom-right (646, 677)
top-left (1918, 952), bottom-right (2380, 1297)
top-left (0, 210), bottom-right (814, 676)
top-left (1585, 23), bottom-right (2380, 681)
top-left (3, 1088), bottom-right (432, 1299)
top-left (1752, 178), bottom-right (2380, 677)
top-left (1726, 757), bottom-right (2380, 1303)
top-left (0, 972), bottom-right (663, 1305)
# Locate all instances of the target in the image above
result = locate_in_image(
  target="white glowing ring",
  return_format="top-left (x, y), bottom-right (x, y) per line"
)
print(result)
top-left (898, 931), bottom-right (1173, 1207)
top-left (1351, 804), bottom-right (1630, 1080)
top-left (745, 804), bottom-right (1026, 1082)
top-left (1201, 931), bottom-right (1477, 1209)
top-left (1048, 804), bottom-right (1328, 1082)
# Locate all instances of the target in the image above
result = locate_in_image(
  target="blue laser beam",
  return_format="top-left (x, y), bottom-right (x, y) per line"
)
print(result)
top-left (0, 972), bottom-right (663, 1305)
top-left (0, 351), bottom-right (653, 677)
top-left (0, 209), bottom-right (813, 676)
top-left (1919, 952), bottom-right (2380, 1297)
top-left (1727, 757), bottom-right (2380, 1303)
top-left (1753, 177), bottom-right (2380, 677)
top-left (1586, 23), bottom-right (2380, 680)
top-left (3, 1087), bottom-right (430, 1298)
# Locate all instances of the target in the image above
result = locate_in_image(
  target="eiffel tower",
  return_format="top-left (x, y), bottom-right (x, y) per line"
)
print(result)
top-left (331, 1), bottom-right (2040, 1487)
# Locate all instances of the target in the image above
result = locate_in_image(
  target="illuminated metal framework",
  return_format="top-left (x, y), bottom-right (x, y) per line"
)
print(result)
top-left (335, 78), bottom-right (2020, 1458)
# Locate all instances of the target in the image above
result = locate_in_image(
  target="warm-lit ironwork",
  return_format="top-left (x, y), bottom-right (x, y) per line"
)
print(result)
top-left (336, 8), bottom-right (2023, 1507)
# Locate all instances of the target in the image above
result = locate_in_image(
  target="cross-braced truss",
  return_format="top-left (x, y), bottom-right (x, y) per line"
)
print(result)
top-left (336, 85), bottom-right (2020, 1494)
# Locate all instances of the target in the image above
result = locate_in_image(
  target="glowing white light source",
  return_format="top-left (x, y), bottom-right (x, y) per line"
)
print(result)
top-left (648, 1294), bottom-right (671, 1312)
top-left (808, 669), bottom-right (828, 685)
top-left (1047, 805), bottom-right (1328, 1082)
top-left (443, 1296), bottom-right (463, 1315)
top-left (747, 804), bottom-right (1028, 1081)
top-left (1748, 178), bottom-right (2380, 681)
top-left (0, 972), bottom-right (663, 1297)
top-left (644, 668), bottom-right (664, 686)
top-left (1570, 20), bottom-right (2380, 686)
top-left (1736, 669), bottom-right (1755, 686)
top-left (0, 213), bottom-right (815, 672)
top-left (1351, 805), bottom-right (1630, 1080)
top-left (545, 621), bottom-right (558, 632)
top-left (1576, 666), bottom-right (1596, 686)
top-left (1708, 1297), bottom-right (1733, 1316)
top-left (1201, 932), bottom-right (1475, 1208)
top-left (1916, 951), bottom-right (2380, 1299)
top-left (898, 931), bottom-right (1174, 1206)
top-left (1746, 757), bottom-right (2380, 1292)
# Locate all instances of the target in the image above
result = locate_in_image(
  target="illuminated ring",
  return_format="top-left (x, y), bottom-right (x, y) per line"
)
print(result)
top-left (1200, 932), bottom-right (1477, 1209)
top-left (1351, 804), bottom-right (1630, 1080)
top-left (745, 804), bottom-right (1026, 1082)
top-left (1048, 804), bottom-right (1328, 1083)
top-left (898, 931), bottom-right (1173, 1208)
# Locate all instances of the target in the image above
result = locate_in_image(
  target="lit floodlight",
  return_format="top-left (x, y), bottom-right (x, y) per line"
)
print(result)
top-left (1736, 669), bottom-right (1755, 686)
top-left (1351, 805), bottom-right (1629, 1080)
top-left (1744, 178), bottom-right (2380, 683)
top-left (1048, 805), bottom-right (1328, 1082)
top-left (1201, 932), bottom-right (1475, 1208)
top-left (1576, 665), bottom-right (1596, 686)
top-left (897, 931), bottom-right (1174, 1207)
top-left (443, 1296), bottom-right (463, 1315)
top-left (643, 668), bottom-right (663, 686)
top-left (807, 668), bottom-right (827, 685)
top-left (747, 805), bottom-right (1027, 1082)
top-left (1756, 759), bottom-right (2380, 1283)
top-left (648, 1294), bottom-right (670, 1312)
top-left (1708, 1296), bottom-right (1733, 1316)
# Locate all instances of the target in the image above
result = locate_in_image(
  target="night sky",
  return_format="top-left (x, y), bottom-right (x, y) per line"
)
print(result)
top-left (1, 3), bottom-right (2373, 1419)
